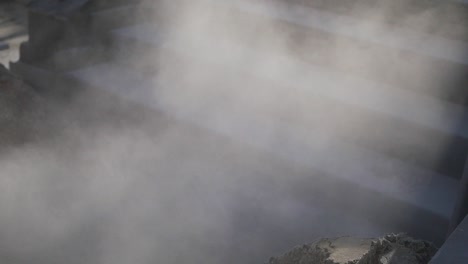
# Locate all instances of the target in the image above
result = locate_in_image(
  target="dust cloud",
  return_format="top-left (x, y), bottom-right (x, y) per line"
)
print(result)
top-left (0, 0), bottom-right (465, 263)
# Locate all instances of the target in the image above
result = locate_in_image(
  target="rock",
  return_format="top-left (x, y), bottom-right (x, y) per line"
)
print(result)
top-left (268, 234), bottom-right (437, 264)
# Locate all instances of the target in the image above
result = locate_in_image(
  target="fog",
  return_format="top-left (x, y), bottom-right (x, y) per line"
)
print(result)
top-left (0, 0), bottom-right (466, 263)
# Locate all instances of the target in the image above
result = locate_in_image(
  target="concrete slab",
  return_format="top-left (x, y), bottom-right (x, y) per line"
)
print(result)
top-left (430, 215), bottom-right (468, 263)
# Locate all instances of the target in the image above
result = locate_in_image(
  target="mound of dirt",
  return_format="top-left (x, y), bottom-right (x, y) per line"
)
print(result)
top-left (268, 234), bottom-right (437, 264)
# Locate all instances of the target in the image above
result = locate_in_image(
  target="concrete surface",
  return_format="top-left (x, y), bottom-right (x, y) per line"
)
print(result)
top-left (430, 215), bottom-right (468, 263)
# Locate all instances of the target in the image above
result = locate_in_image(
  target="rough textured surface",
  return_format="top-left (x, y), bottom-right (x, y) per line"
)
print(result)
top-left (268, 234), bottom-right (437, 264)
top-left (359, 234), bottom-right (437, 264)
top-left (268, 237), bottom-right (373, 264)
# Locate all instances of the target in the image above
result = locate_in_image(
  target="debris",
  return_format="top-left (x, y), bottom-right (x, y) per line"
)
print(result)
top-left (268, 234), bottom-right (437, 264)
top-left (359, 234), bottom-right (437, 264)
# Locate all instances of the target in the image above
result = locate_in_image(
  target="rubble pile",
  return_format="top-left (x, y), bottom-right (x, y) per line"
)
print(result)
top-left (268, 234), bottom-right (437, 264)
